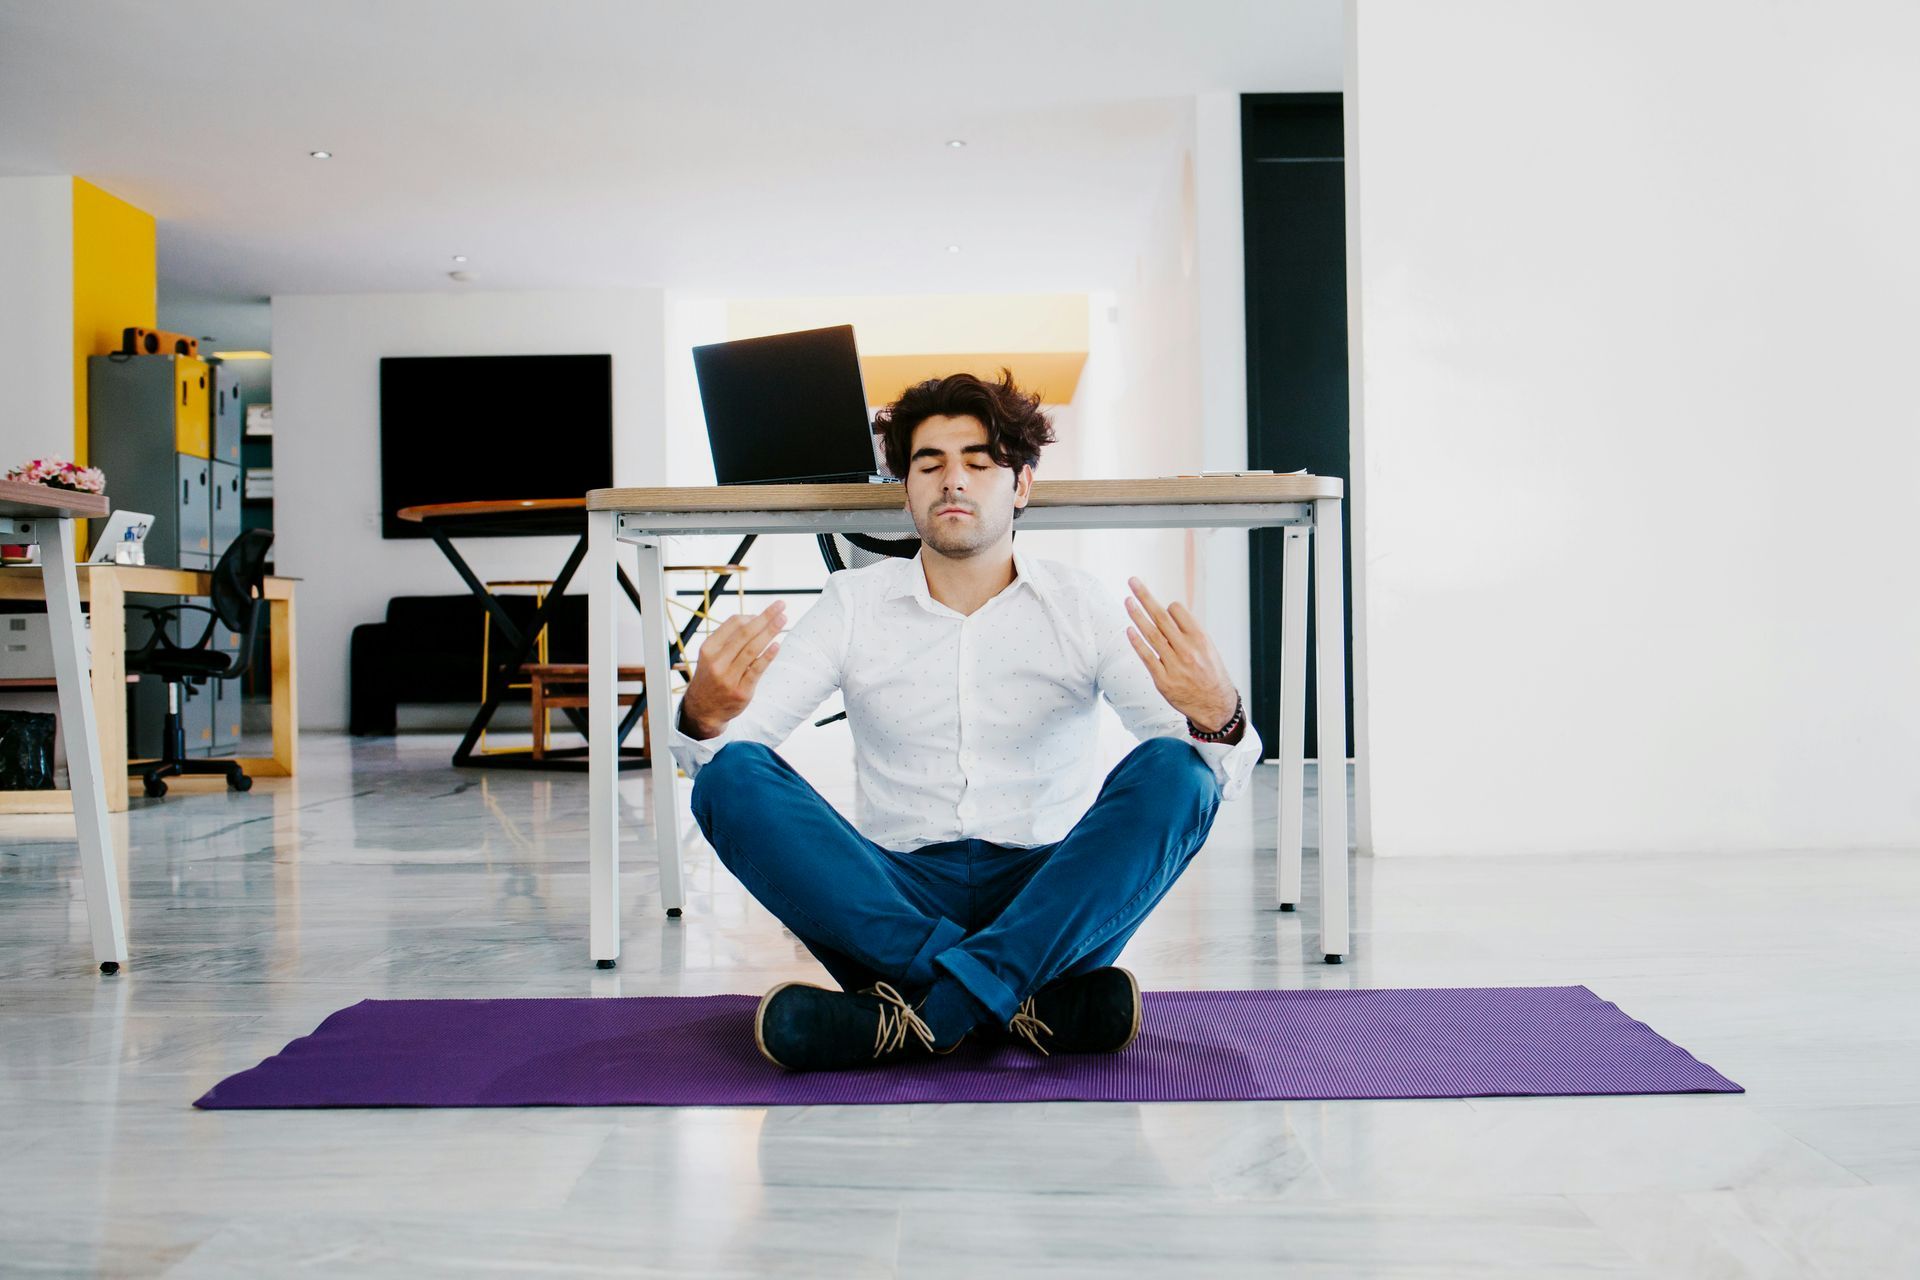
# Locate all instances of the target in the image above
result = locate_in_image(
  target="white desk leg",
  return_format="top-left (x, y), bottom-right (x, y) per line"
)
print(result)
top-left (633, 537), bottom-right (685, 917)
top-left (42, 518), bottom-right (128, 972)
top-left (588, 510), bottom-right (621, 967)
top-left (1277, 524), bottom-right (1310, 911)
top-left (1313, 497), bottom-right (1350, 962)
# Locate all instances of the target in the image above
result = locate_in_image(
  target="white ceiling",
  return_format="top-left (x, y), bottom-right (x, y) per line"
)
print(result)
top-left (0, 1), bottom-right (1341, 300)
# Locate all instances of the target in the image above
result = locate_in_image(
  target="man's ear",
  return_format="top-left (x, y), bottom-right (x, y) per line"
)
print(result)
top-left (1014, 464), bottom-right (1034, 508)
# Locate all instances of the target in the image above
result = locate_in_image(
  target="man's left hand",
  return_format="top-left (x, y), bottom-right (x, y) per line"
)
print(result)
top-left (1124, 577), bottom-right (1239, 732)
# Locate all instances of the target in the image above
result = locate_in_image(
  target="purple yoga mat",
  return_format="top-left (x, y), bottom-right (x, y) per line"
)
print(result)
top-left (194, 986), bottom-right (1740, 1109)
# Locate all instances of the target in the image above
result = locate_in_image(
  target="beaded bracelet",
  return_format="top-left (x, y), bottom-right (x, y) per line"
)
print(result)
top-left (1187, 693), bottom-right (1245, 743)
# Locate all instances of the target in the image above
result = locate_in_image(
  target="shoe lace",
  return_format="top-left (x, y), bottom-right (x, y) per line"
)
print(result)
top-left (1007, 996), bottom-right (1054, 1056)
top-left (867, 982), bottom-right (937, 1058)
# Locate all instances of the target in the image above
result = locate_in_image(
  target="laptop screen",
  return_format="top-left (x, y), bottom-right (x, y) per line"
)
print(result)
top-left (692, 325), bottom-right (883, 485)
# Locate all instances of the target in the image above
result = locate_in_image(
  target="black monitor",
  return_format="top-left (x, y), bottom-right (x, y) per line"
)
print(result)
top-left (692, 325), bottom-right (884, 485)
top-left (379, 354), bottom-right (613, 538)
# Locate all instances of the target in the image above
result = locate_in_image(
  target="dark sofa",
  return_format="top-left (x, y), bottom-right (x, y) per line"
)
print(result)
top-left (350, 593), bottom-right (589, 736)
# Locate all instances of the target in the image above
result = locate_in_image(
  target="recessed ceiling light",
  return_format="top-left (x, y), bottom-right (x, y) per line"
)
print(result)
top-left (452, 255), bottom-right (468, 263)
top-left (309, 150), bottom-right (332, 159)
top-left (947, 139), bottom-right (966, 149)
top-left (946, 244), bottom-right (962, 254)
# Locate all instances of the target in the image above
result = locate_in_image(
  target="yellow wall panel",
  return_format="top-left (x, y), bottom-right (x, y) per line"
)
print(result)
top-left (859, 352), bottom-right (1089, 407)
top-left (71, 178), bottom-right (157, 467)
top-left (726, 294), bottom-right (1091, 407)
top-left (728, 295), bottom-right (1088, 356)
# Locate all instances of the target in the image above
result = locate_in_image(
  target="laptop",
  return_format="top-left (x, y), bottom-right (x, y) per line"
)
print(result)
top-left (87, 510), bottom-right (155, 564)
top-left (692, 325), bottom-right (893, 485)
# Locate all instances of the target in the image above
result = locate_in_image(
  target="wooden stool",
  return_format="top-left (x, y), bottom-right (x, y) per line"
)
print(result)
top-left (524, 664), bottom-right (650, 761)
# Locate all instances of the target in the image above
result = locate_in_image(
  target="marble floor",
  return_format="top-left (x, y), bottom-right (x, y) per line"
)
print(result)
top-left (2, 727), bottom-right (1917, 1278)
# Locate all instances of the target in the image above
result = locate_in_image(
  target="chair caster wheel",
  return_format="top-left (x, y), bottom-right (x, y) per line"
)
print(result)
top-left (228, 774), bottom-right (252, 792)
top-left (100, 961), bottom-right (119, 975)
top-left (1324, 954), bottom-right (1344, 964)
top-left (666, 908), bottom-right (682, 918)
top-left (143, 779), bottom-right (167, 798)
top-left (595, 959), bottom-right (616, 970)
top-left (1279, 903), bottom-right (1296, 912)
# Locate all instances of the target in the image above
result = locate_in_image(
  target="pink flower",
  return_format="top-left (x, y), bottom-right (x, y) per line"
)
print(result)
top-left (5, 457), bottom-right (105, 494)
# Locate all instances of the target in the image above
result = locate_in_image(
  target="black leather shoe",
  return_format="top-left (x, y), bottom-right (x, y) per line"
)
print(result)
top-left (1007, 966), bottom-right (1142, 1056)
top-left (754, 981), bottom-right (953, 1071)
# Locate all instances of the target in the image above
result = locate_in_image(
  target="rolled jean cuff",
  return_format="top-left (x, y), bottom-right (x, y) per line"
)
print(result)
top-left (905, 916), bottom-right (968, 990)
top-left (932, 947), bottom-right (1021, 1028)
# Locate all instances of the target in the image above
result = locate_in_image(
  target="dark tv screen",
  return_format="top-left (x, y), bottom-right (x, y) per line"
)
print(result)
top-left (380, 354), bottom-right (613, 538)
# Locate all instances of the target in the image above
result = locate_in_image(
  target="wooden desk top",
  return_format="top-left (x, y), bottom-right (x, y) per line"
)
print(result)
top-left (0, 565), bottom-right (298, 602)
top-left (587, 474), bottom-right (1342, 513)
top-left (0, 479), bottom-right (110, 521)
top-left (397, 498), bottom-right (586, 522)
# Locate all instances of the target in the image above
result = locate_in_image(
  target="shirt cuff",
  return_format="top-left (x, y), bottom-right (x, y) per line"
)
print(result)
top-left (1188, 721), bottom-right (1264, 802)
top-left (668, 711), bottom-right (735, 780)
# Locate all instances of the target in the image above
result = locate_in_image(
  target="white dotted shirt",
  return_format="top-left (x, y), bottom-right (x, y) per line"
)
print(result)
top-left (670, 545), bottom-right (1262, 851)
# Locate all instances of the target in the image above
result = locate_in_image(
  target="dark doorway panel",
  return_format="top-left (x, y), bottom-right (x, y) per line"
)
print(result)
top-left (1243, 93), bottom-right (1352, 760)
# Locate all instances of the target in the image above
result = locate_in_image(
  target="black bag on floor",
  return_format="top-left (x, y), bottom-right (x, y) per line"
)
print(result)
top-left (0, 709), bottom-right (56, 790)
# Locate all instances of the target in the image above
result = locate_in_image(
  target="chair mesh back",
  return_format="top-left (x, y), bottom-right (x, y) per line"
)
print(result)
top-left (818, 532), bottom-right (920, 573)
top-left (210, 529), bottom-right (274, 631)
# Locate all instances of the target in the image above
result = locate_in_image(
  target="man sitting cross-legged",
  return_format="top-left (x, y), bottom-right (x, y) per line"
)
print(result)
top-left (675, 371), bottom-right (1261, 1071)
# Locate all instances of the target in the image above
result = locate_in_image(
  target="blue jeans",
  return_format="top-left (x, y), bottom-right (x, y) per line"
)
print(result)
top-left (690, 736), bottom-right (1222, 1033)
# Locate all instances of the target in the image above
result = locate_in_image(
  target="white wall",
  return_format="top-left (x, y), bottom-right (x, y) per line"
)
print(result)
top-left (1349, 0), bottom-right (1920, 855)
top-left (271, 289), bottom-right (667, 729)
top-left (0, 177), bottom-right (74, 462)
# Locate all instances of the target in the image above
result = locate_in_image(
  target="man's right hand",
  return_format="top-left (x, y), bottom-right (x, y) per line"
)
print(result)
top-left (678, 600), bottom-right (786, 740)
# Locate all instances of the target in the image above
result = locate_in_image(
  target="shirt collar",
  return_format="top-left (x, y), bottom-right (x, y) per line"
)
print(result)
top-left (884, 542), bottom-right (1050, 606)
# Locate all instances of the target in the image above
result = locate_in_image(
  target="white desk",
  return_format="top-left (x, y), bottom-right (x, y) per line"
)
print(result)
top-left (584, 475), bottom-right (1350, 966)
top-left (0, 479), bottom-right (127, 972)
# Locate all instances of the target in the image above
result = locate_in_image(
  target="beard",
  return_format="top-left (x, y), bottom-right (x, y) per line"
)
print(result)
top-left (911, 495), bottom-right (1015, 558)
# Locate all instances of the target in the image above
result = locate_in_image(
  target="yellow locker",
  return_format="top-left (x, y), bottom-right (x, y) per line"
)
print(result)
top-left (174, 356), bottom-right (210, 458)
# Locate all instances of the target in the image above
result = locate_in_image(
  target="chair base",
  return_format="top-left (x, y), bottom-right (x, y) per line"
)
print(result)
top-left (138, 758), bottom-right (252, 798)
top-left (131, 678), bottom-right (252, 798)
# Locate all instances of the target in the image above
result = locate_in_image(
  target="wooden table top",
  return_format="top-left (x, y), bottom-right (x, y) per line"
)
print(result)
top-left (397, 498), bottom-right (587, 522)
top-left (0, 564), bottom-right (298, 602)
top-left (586, 474), bottom-right (1342, 513)
top-left (0, 479), bottom-right (110, 521)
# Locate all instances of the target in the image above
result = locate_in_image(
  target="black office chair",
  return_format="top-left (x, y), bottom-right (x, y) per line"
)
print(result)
top-left (816, 530), bottom-right (921, 575)
top-left (127, 528), bottom-right (274, 798)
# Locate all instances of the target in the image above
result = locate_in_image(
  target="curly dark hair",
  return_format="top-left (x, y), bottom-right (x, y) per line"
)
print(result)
top-left (873, 370), bottom-right (1057, 481)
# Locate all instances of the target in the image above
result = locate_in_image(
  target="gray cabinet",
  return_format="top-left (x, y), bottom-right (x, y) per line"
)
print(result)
top-left (211, 364), bottom-right (244, 465)
top-left (178, 456), bottom-right (212, 569)
top-left (91, 354), bottom-right (238, 755)
top-left (211, 460), bottom-right (241, 557)
top-left (211, 622), bottom-right (242, 753)
top-left (181, 675), bottom-right (216, 758)
top-left (88, 355), bottom-right (212, 570)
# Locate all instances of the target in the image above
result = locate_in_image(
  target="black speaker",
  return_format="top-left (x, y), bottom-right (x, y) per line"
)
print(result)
top-left (121, 327), bottom-right (200, 358)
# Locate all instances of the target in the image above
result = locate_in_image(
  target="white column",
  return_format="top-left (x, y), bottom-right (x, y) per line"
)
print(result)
top-left (1194, 93), bottom-right (1254, 703)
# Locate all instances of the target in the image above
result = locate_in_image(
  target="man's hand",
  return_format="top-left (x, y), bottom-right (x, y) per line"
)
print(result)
top-left (679, 600), bottom-right (786, 740)
top-left (1123, 578), bottom-right (1239, 732)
